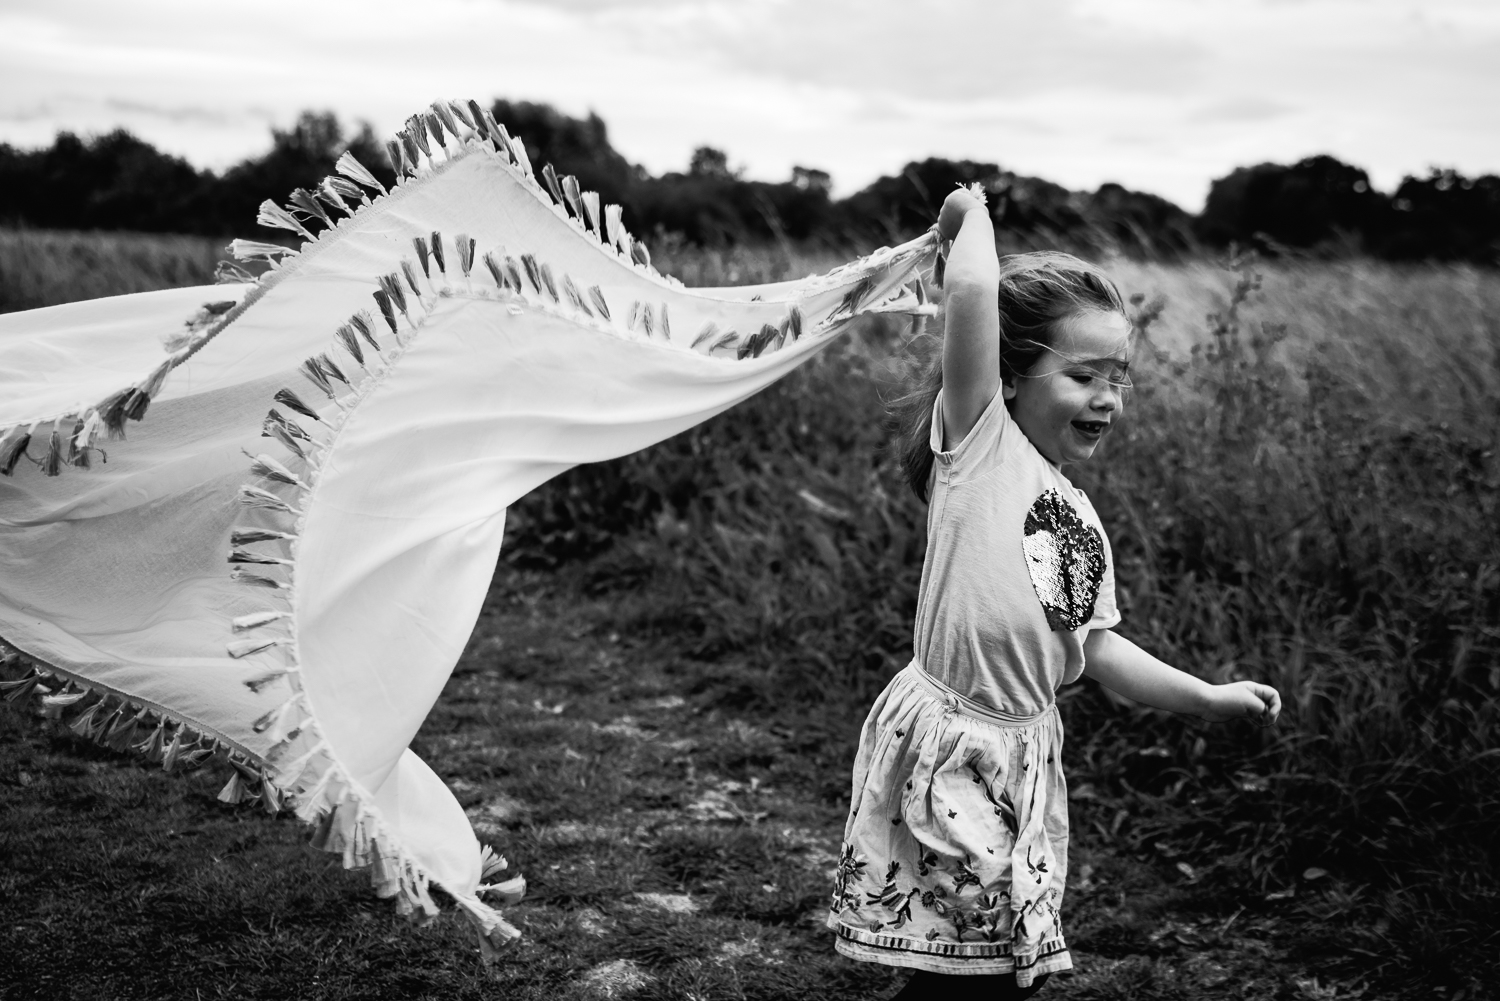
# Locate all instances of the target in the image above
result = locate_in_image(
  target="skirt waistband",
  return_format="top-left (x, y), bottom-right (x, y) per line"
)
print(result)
top-left (903, 661), bottom-right (1055, 729)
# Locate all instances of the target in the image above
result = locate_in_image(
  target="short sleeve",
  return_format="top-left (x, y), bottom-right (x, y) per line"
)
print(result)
top-left (929, 387), bottom-right (1017, 485)
top-left (1087, 528), bottom-right (1122, 633)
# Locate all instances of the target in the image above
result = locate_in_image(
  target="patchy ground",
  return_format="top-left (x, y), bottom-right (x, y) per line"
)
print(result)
top-left (0, 564), bottom-right (1432, 1000)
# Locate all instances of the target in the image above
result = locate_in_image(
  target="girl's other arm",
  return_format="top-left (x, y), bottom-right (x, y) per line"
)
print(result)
top-left (1082, 629), bottom-right (1281, 725)
top-left (936, 188), bottom-right (1000, 450)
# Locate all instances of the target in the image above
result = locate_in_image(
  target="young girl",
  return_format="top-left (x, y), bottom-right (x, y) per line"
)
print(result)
top-left (827, 188), bottom-right (1281, 999)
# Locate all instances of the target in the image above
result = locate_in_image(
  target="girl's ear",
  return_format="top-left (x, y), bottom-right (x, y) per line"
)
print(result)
top-left (1001, 374), bottom-right (1018, 401)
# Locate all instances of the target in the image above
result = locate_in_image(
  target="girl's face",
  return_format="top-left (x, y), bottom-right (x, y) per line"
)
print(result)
top-left (1003, 309), bottom-right (1131, 467)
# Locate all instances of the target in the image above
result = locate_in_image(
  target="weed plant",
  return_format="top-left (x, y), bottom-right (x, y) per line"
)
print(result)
top-left (505, 250), bottom-right (1500, 988)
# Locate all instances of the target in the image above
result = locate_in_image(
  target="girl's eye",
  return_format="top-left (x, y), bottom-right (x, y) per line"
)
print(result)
top-left (1068, 372), bottom-right (1094, 385)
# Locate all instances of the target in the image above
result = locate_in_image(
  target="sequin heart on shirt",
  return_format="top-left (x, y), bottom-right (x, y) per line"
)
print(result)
top-left (1022, 488), bottom-right (1105, 632)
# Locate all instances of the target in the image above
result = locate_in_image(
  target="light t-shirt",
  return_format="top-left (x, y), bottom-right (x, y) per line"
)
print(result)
top-left (913, 387), bottom-right (1121, 715)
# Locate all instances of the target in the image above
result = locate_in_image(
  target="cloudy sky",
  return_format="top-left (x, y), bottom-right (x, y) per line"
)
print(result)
top-left (1, 0), bottom-right (1496, 210)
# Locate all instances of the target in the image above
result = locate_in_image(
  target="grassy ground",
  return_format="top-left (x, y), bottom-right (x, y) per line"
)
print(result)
top-left (2, 229), bottom-right (1497, 999)
top-left (1, 563), bottom-right (1409, 1000)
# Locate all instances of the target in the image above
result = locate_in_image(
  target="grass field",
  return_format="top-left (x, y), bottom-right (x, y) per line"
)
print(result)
top-left (2, 228), bottom-right (1497, 1000)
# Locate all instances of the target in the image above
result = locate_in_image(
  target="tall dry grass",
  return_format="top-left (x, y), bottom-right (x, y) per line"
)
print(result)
top-left (0, 227), bottom-right (228, 313)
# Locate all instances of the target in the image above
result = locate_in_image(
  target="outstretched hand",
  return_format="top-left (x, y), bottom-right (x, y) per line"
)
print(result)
top-left (1200, 681), bottom-right (1282, 726)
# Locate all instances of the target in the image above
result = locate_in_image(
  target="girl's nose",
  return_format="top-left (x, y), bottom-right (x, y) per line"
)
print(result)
top-left (1092, 385), bottom-right (1121, 412)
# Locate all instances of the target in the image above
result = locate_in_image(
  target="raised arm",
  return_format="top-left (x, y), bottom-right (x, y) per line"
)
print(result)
top-left (1083, 629), bottom-right (1281, 725)
top-left (936, 188), bottom-right (1000, 450)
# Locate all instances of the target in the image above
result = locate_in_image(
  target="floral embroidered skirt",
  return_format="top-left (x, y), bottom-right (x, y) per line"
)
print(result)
top-left (827, 663), bottom-right (1071, 986)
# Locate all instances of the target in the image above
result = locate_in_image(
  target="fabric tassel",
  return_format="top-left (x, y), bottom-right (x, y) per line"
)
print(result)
top-left (562, 274), bottom-right (592, 316)
top-left (400, 130), bottom-right (423, 172)
top-left (258, 775), bottom-right (282, 814)
top-left (266, 423), bottom-right (306, 459)
top-left (316, 179), bottom-right (352, 216)
top-left (712, 329), bottom-right (740, 353)
top-left (291, 767), bottom-right (335, 819)
top-left (288, 188), bottom-right (334, 228)
top-left (580, 191), bottom-right (601, 238)
top-left (0, 672), bottom-right (43, 705)
top-left (587, 285), bottom-right (611, 321)
top-left (335, 324), bottom-right (366, 368)
top-left (520, 254), bottom-right (544, 296)
top-left (484, 111), bottom-right (513, 161)
top-left (106, 707), bottom-right (149, 751)
top-left (135, 719), bottom-right (167, 759)
top-left (407, 115), bottom-right (432, 159)
top-left (215, 260), bottom-right (258, 284)
top-left (627, 301), bottom-right (641, 332)
top-left (227, 637), bottom-right (281, 659)
top-left (161, 726), bottom-right (185, 772)
top-left (317, 353), bottom-right (351, 388)
top-left (690, 323), bottom-right (720, 350)
top-left (68, 698), bottom-right (103, 738)
top-left (640, 302), bottom-right (654, 338)
top-left (430, 101), bottom-right (459, 138)
top-left (336, 151), bottom-right (386, 195)
top-left (430, 232), bottom-right (446, 275)
top-left (40, 686), bottom-right (87, 718)
top-left (560, 175), bottom-right (585, 224)
top-left (228, 548), bottom-right (291, 566)
top-left (256, 199), bottom-right (315, 240)
top-left (456, 234), bottom-right (476, 277)
top-left (630, 237), bottom-right (651, 269)
top-left (236, 484), bottom-right (297, 513)
top-left (541, 163), bottom-right (566, 207)
top-left (228, 239), bottom-right (296, 263)
top-left (605, 203), bottom-right (625, 251)
top-left (263, 408), bottom-right (312, 443)
top-left (660, 303), bottom-right (671, 340)
top-left (69, 411), bottom-right (102, 467)
top-left (300, 357), bottom-right (335, 399)
top-left (400, 260), bottom-right (423, 299)
top-left (933, 244), bottom-right (946, 288)
top-left (250, 698), bottom-right (295, 737)
top-left (482, 252), bottom-right (506, 290)
top-left (506, 125), bottom-right (534, 178)
top-left (478, 874), bottom-right (527, 904)
top-left (385, 138), bottom-right (407, 178)
top-left (412, 236), bottom-right (431, 279)
top-left (0, 431), bottom-right (31, 476)
top-left (538, 263), bottom-right (559, 302)
top-left (233, 609), bottom-right (290, 631)
top-left (309, 806), bottom-right (341, 852)
top-left (244, 669), bottom-right (290, 693)
top-left (424, 113), bottom-right (448, 153)
top-left (380, 273), bottom-right (409, 319)
top-left (788, 304), bottom-right (803, 341)
top-left (230, 567), bottom-right (284, 589)
top-left (452, 99), bottom-right (478, 131)
top-left (350, 312), bottom-right (383, 354)
top-left (41, 423), bottom-right (63, 476)
top-left (274, 387), bottom-right (328, 424)
top-left (247, 452), bottom-right (306, 489)
top-left (504, 257), bottom-right (525, 293)
top-left (452, 893), bottom-right (524, 963)
top-left (326, 175), bottom-right (368, 206)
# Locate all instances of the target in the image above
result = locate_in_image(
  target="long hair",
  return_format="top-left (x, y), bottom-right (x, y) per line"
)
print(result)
top-left (891, 251), bottom-right (1126, 502)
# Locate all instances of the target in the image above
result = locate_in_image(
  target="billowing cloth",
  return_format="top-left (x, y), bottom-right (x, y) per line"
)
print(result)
top-left (0, 100), bottom-right (936, 951)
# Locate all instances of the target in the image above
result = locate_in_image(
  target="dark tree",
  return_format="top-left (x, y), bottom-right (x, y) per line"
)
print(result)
top-left (1197, 154), bottom-right (1388, 250)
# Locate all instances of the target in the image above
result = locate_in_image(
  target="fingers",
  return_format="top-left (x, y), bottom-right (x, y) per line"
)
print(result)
top-left (936, 188), bottom-right (984, 241)
top-left (1246, 681), bottom-right (1281, 727)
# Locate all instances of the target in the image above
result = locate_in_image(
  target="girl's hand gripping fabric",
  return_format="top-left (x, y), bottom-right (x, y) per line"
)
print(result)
top-left (936, 187), bottom-right (1000, 450)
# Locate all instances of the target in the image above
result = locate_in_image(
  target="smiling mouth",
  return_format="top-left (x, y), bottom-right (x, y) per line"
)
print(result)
top-left (1071, 420), bottom-right (1109, 440)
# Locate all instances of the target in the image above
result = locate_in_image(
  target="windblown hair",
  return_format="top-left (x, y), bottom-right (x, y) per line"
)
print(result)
top-left (892, 251), bottom-right (1127, 502)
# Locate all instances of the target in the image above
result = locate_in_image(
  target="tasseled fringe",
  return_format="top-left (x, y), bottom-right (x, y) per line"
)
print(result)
top-left (243, 668), bottom-right (291, 693)
top-left (300, 357), bottom-right (337, 400)
top-left (288, 188), bottom-right (334, 229)
top-left (318, 178), bottom-right (355, 214)
top-left (41, 420), bottom-right (63, 477)
top-left (273, 387), bottom-right (328, 425)
top-left (246, 452), bottom-right (308, 489)
top-left (228, 548), bottom-right (292, 566)
top-left (335, 151), bottom-right (386, 195)
top-left (238, 484), bottom-right (299, 515)
top-left (373, 289), bottom-right (399, 336)
top-left (232, 609), bottom-right (290, 631)
top-left (386, 138), bottom-right (408, 178)
top-left (541, 163), bottom-right (565, 207)
top-left (537, 263), bottom-right (559, 303)
top-left (350, 312), bottom-right (383, 354)
top-left (1, 427), bottom-right (33, 476)
top-left (455, 234), bottom-right (476, 278)
top-left (482, 252), bottom-right (506, 291)
top-left (257, 199), bottom-right (315, 240)
top-left (231, 567), bottom-right (285, 589)
top-left (690, 323), bottom-right (720, 350)
top-left (430, 231), bottom-right (447, 275)
top-left (69, 411), bottom-right (103, 468)
top-left (561, 274), bottom-right (592, 317)
top-left (228, 239), bottom-right (297, 264)
top-left (588, 285), bottom-right (611, 321)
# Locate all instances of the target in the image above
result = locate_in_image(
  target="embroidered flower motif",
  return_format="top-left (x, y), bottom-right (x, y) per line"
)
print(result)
top-left (1022, 488), bottom-right (1105, 631)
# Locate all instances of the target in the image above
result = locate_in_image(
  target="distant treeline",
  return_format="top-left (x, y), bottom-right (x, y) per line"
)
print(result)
top-left (1, 102), bottom-right (1496, 263)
